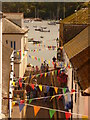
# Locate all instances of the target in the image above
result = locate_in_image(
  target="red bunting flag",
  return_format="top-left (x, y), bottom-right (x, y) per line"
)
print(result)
top-left (19, 82), bottom-right (22, 88)
top-left (20, 100), bottom-right (25, 104)
top-left (31, 84), bottom-right (34, 90)
top-left (35, 57), bottom-right (37, 60)
top-left (71, 89), bottom-right (76, 93)
top-left (58, 70), bottom-right (60, 74)
top-left (57, 95), bottom-right (62, 101)
top-left (40, 73), bottom-right (43, 78)
top-left (65, 112), bottom-right (71, 120)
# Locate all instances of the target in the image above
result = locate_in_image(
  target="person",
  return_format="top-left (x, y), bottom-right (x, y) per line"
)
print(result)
top-left (26, 84), bottom-right (31, 99)
top-left (43, 60), bottom-right (47, 72)
top-left (52, 56), bottom-right (56, 62)
top-left (32, 66), bottom-right (35, 74)
top-left (49, 84), bottom-right (54, 97)
top-left (35, 65), bottom-right (39, 72)
top-left (40, 63), bottom-right (44, 72)
top-left (43, 85), bottom-right (47, 102)
top-left (46, 64), bottom-right (49, 72)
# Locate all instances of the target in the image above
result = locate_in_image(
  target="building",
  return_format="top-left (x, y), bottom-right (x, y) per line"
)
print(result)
top-left (2, 14), bottom-right (28, 78)
top-left (2, 44), bottom-right (13, 115)
top-left (3, 13), bottom-right (24, 28)
top-left (59, 8), bottom-right (88, 46)
top-left (63, 27), bottom-right (89, 119)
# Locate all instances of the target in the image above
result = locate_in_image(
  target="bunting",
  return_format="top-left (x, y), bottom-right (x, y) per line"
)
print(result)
top-left (19, 103), bottom-right (25, 112)
top-left (39, 85), bottom-right (42, 91)
top-left (31, 84), bottom-right (34, 90)
top-left (57, 95), bottom-right (62, 101)
top-left (54, 87), bottom-right (58, 94)
top-left (49, 109), bottom-right (56, 119)
top-left (63, 88), bottom-right (67, 94)
top-left (50, 96), bottom-right (55, 101)
top-left (65, 112), bottom-right (71, 120)
top-left (34, 105), bottom-right (40, 117)
top-left (29, 99), bottom-right (32, 104)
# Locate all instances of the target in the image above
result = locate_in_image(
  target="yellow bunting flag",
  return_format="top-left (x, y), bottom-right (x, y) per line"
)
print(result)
top-left (45, 73), bottom-right (47, 77)
top-left (12, 101), bottom-right (15, 109)
top-left (24, 77), bottom-right (27, 81)
top-left (17, 51), bottom-right (19, 55)
top-left (34, 105), bottom-right (40, 117)
top-left (82, 116), bottom-right (88, 120)
top-left (39, 85), bottom-right (42, 91)
top-left (54, 87), bottom-right (58, 94)
top-left (52, 71), bottom-right (54, 76)
top-left (48, 60), bottom-right (50, 65)
top-left (50, 96), bottom-right (55, 101)
top-left (13, 82), bottom-right (15, 86)
top-left (41, 58), bottom-right (43, 63)
top-left (32, 56), bottom-right (34, 59)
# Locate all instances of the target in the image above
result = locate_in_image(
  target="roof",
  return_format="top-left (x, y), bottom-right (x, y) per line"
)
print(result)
top-left (64, 27), bottom-right (89, 90)
top-left (60, 8), bottom-right (88, 24)
top-left (3, 13), bottom-right (23, 19)
top-left (64, 27), bottom-right (88, 59)
top-left (2, 18), bottom-right (28, 34)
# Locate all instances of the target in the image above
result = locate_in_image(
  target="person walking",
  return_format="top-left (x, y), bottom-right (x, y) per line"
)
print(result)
top-left (43, 85), bottom-right (47, 102)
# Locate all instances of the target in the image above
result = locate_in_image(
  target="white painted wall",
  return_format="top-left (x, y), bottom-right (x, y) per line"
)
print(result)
top-left (63, 48), bottom-right (89, 119)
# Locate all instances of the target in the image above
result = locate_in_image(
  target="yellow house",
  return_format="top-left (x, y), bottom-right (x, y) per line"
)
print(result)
top-left (2, 16), bottom-right (29, 78)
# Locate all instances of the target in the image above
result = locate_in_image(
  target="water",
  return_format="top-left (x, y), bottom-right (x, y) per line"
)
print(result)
top-left (24, 20), bottom-right (59, 67)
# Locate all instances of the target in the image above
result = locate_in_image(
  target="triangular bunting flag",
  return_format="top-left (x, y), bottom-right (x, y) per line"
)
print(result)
top-left (17, 51), bottom-right (19, 55)
top-left (82, 115), bottom-right (88, 120)
top-left (19, 82), bottom-right (22, 88)
top-left (40, 73), bottom-right (43, 78)
top-left (63, 88), bottom-right (67, 94)
top-left (38, 58), bottom-right (40, 62)
top-left (57, 95), bottom-right (62, 101)
top-left (46, 86), bottom-right (50, 92)
top-left (54, 87), bottom-right (58, 94)
top-left (49, 109), bottom-right (56, 119)
top-left (31, 84), bottom-right (34, 90)
top-left (36, 74), bottom-right (39, 78)
top-left (13, 82), bottom-right (15, 86)
top-left (39, 85), bottom-right (42, 91)
top-left (55, 70), bottom-right (57, 75)
top-left (29, 99), bottom-right (32, 104)
top-left (24, 77), bottom-right (27, 81)
top-left (50, 96), bottom-right (55, 101)
top-left (45, 73), bottom-right (47, 77)
top-left (58, 70), bottom-right (60, 74)
top-left (19, 103), bottom-right (25, 112)
top-left (65, 112), bottom-right (71, 120)
top-left (12, 101), bottom-right (15, 109)
top-left (34, 105), bottom-right (40, 117)
top-left (71, 89), bottom-right (76, 93)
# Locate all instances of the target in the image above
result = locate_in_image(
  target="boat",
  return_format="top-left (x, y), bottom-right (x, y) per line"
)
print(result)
top-left (34, 18), bottom-right (42, 22)
top-left (55, 20), bottom-right (60, 24)
top-left (33, 25), bottom-right (37, 28)
top-left (40, 36), bottom-right (44, 38)
top-left (35, 27), bottom-right (42, 31)
top-left (40, 28), bottom-right (50, 32)
top-left (41, 26), bottom-right (47, 29)
top-left (48, 21), bottom-right (56, 25)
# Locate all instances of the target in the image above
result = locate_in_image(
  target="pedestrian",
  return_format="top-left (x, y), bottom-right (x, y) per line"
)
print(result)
top-left (46, 64), bottom-right (49, 72)
top-left (43, 85), bottom-right (47, 102)
top-left (35, 65), bottom-right (39, 72)
top-left (52, 56), bottom-right (56, 62)
top-left (26, 84), bottom-right (31, 99)
top-left (49, 84), bottom-right (54, 97)
top-left (40, 63), bottom-right (44, 72)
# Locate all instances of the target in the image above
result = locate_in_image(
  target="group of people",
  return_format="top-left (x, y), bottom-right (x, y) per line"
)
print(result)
top-left (40, 60), bottom-right (49, 72)
top-left (26, 82), bottom-right (55, 102)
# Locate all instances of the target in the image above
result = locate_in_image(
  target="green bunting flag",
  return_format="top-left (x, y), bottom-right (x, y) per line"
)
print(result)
top-left (38, 58), bottom-right (40, 61)
top-left (29, 99), bottom-right (32, 104)
top-left (55, 70), bottom-right (57, 75)
top-left (49, 109), bottom-right (56, 119)
top-left (36, 74), bottom-right (39, 78)
top-left (63, 88), bottom-right (67, 94)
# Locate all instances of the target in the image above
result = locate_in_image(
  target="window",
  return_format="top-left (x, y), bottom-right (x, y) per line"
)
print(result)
top-left (14, 41), bottom-right (16, 50)
top-left (6, 40), bottom-right (8, 44)
top-left (11, 41), bottom-right (13, 48)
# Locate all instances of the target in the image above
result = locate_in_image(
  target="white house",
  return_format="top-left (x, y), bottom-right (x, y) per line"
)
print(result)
top-left (2, 15), bottom-right (28, 78)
